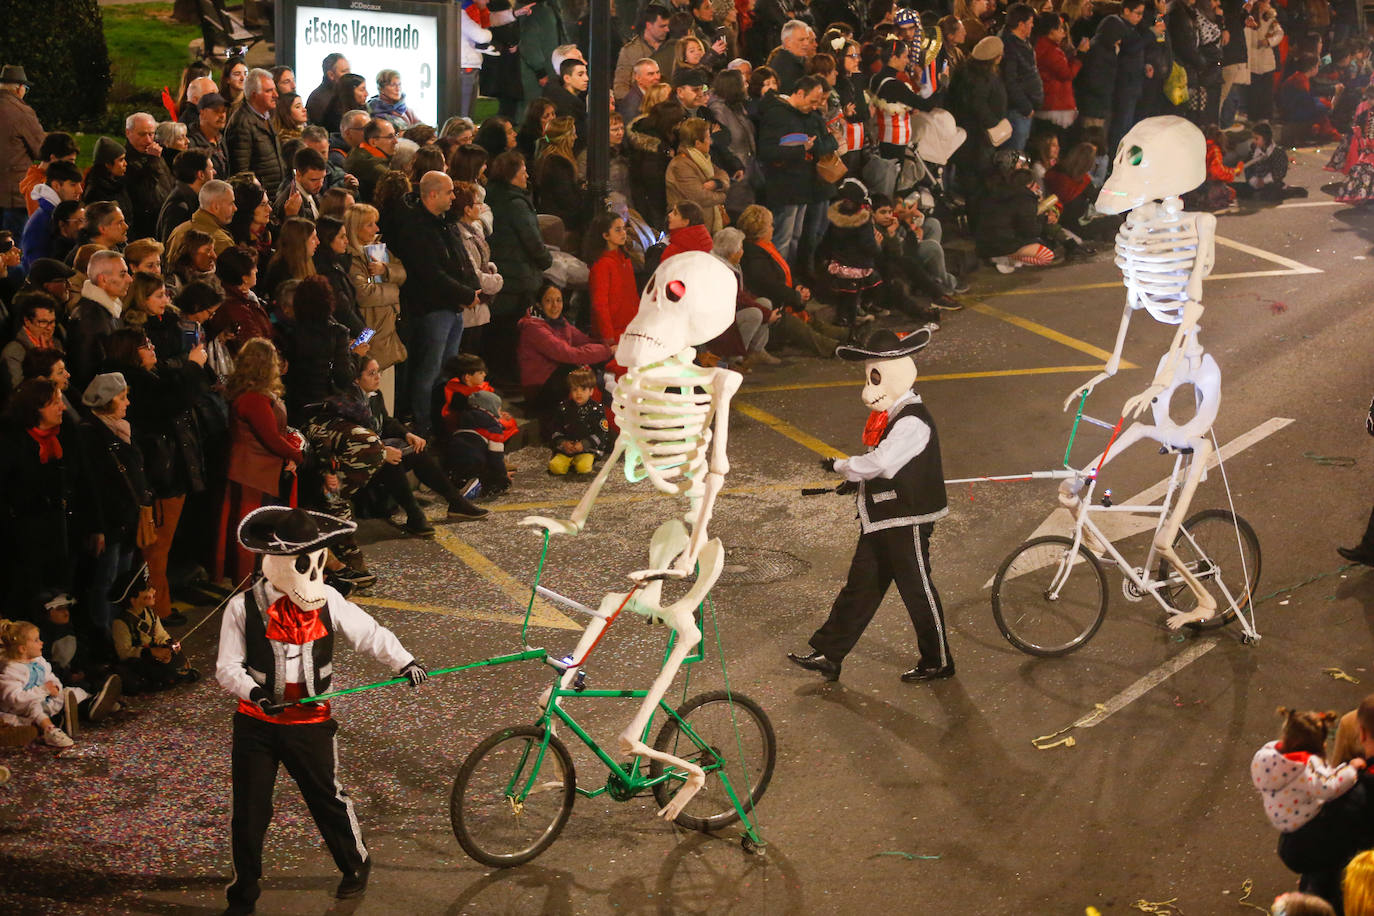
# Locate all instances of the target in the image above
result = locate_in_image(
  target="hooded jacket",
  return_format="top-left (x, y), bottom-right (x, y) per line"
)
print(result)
top-left (1251, 740), bottom-right (1360, 833)
top-left (1035, 34), bottom-right (1082, 112)
top-left (1075, 15), bottom-right (1130, 118)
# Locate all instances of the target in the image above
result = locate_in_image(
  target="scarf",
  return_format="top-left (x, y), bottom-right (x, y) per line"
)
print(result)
top-left (23, 326), bottom-right (53, 349)
top-left (28, 425), bottom-right (62, 463)
top-left (96, 412), bottom-right (132, 444)
top-left (684, 146), bottom-right (715, 181)
top-left (23, 659), bottom-right (45, 691)
top-left (862, 410), bottom-right (889, 447)
top-left (264, 595), bottom-right (329, 644)
top-left (81, 279), bottom-right (123, 319)
top-left (756, 240), bottom-right (792, 286)
top-left (370, 94), bottom-right (411, 118)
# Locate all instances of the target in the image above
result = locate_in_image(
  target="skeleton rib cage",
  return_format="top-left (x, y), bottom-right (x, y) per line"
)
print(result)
top-left (1114, 207), bottom-right (1202, 324)
top-left (612, 358), bottom-right (719, 496)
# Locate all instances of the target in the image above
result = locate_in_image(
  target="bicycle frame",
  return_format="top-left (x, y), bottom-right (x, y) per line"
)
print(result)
top-left (1051, 452), bottom-right (1258, 639)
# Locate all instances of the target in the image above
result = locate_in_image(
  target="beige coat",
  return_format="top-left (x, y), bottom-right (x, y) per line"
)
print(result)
top-left (346, 246), bottom-right (408, 371)
top-left (665, 151), bottom-right (729, 235)
top-left (165, 208), bottom-right (235, 267)
top-left (0, 90), bottom-right (44, 208)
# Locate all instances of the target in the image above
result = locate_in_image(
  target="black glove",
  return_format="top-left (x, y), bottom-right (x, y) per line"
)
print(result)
top-left (820, 457), bottom-right (837, 473)
top-left (400, 660), bottom-right (428, 687)
top-left (249, 687), bottom-right (286, 715)
top-left (835, 479), bottom-right (859, 496)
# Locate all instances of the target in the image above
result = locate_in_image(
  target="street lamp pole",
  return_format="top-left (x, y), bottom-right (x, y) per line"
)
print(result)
top-left (586, 0), bottom-right (611, 213)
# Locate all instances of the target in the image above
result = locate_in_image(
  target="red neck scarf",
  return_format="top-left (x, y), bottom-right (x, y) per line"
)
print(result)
top-left (27, 425), bottom-right (62, 463)
top-left (264, 595), bottom-right (328, 644)
top-left (862, 410), bottom-right (889, 447)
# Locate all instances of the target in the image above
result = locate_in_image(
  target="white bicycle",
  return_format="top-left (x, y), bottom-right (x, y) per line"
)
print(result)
top-left (990, 448), bottom-right (1261, 657)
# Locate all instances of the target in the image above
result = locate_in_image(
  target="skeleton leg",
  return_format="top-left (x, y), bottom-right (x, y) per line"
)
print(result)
top-left (1157, 435), bottom-right (1219, 629)
top-left (617, 538), bottom-right (725, 821)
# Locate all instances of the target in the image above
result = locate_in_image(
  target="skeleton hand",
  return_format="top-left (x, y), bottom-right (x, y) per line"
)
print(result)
top-left (520, 516), bottom-right (581, 536)
top-left (1122, 383), bottom-right (1167, 419)
top-left (1063, 372), bottom-right (1112, 411)
top-left (400, 660), bottom-right (428, 687)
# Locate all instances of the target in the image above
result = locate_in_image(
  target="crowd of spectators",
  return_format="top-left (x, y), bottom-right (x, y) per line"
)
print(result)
top-left (0, 0), bottom-right (1365, 755)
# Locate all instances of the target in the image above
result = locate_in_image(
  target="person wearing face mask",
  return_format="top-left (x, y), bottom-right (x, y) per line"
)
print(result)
top-left (216, 506), bottom-right (428, 915)
top-left (789, 327), bottom-right (955, 684)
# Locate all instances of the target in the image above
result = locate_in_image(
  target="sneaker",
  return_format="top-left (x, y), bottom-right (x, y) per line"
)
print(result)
top-left (333, 566), bottom-right (377, 590)
top-left (992, 257), bottom-right (1017, 274)
top-left (447, 498), bottom-right (489, 520)
top-left (84, 674), bottom-right (121, 724)
top-left (43, 727), bottom-right (74, 748)
top-left (460, 478), bottom-right (482, 501)
top-left (750, 347), bottom-right (781, 365)
top-left (932, 296), bottom-right (964, 311)
top-left (63, 689), bottom-right (79, 738)
top-left (921, 321), bottom-right (941, 334)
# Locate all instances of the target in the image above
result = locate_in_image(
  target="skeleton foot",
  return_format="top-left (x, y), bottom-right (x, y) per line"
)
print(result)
top-left (619, 734), bottom-right (706, 822)
top-left (1166, 606), bottom-right (1215, 630)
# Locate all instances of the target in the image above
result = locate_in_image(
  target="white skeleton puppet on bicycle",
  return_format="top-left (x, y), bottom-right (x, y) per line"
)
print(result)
top-left (522, 251), bottom-right (743, 821)
top-left (1060, 115), bottom-right (1223, 629)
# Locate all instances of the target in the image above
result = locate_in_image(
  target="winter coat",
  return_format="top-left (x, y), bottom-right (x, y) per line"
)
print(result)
top-left (280, 317), bottom-right (354, 421)
top-left (486, 180), bottom-right (553, 305)
top-left (165, 208), bottom-right (235, 268)
top-left (124, 144), bottom-right (175, 243)
top-left (0, 417), bottom-right (77, 542)
top-left (342, 144), bottom-right (391, 204)
top-left (155, 182), bottom-right (200, 243)
top-left (947, 61), bottom-right (1009, 174)
top-left (345, 245), bottom-right (408, 370)
top-left (461, 2), bottom-right (507, 69)
top-left (187, 124), bottom-right (230, 183)
top-left (661, 223), bottom-right (714, 262)
top-left (518, 0), bottom-right (566, 108)
top-left (82, 168), bottom-right (133, 216)
top-left (589, 248), bottom-right (638, 343)
top-left (627, 118), bottom-right (675, 228)
top-left (614, 35), bottom-right (676, 99)
top-left (455, 220), bottom-right (499, 330)
top-left (974, 180), bottom-right (1041, 258)
top-left (1251, 740), bottom-right (1360, 832)
top-left (386, 192), bottom-right (479, 318)
top-left (516, 313), bottom-right (613, 393)
top-left (756, 92), bottom-right (838, 207)
top-left (76, 414), bottom-right (153, 541)
top-left (547, 398), bottom-right (612, 456)
top-left (766, 48), bottom-right (809, 94)
top-left (206, 285), bottom-right (275, 355)
top-left (122, 362), bottom-right (209, 498)
top-left (20, 188), bottom-right (57, 269)
top-left (0, 91), bottom-right (44, 209)
top-left (1246, 11), bottom-right (1282, 76)
top-left (69, 284), bottom-right (125, 387)
top-left (1076, 15), bottom-right (1131, 118)
top-left (225, 104), bottom-right (285, 195)
top-left (226, 391), bottom-right (303, 492)
top-left (533, 152), bottom-right (587, 233)
top-left (1036, 35), bottom-right (1082, 112)
top-left (740, 240), bottom-right (803, 312)
top-left (1000, 32), bottom-right (1044, 116)
top-left (817, 202), bottom-right (880, 274)
top-left (665, 152), bottom-right (729, 234)
top-left (313, 248), bottom-right (364, 337)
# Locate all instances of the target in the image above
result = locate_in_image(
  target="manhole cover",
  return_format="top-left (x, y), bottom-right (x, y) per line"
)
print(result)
top-left (716, 548), bottom-right (809, 585)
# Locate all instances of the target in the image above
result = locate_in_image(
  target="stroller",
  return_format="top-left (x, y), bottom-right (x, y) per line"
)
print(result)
top-left (893, 109), bottom-right (968, 230)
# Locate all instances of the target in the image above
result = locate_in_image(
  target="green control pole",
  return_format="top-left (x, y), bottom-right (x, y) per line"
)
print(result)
top-left (293, 648), bottom-right (547, 705)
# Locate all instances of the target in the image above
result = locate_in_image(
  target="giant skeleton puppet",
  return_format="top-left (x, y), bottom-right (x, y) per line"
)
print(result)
top-left (523, 251), bottom-right (743, 821)
top-left (1059, 116), bottom-right (1222, 629)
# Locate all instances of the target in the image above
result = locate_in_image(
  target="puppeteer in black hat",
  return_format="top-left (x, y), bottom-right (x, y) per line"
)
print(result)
top-left (788, 326), bottom-right (956, 684)
top-left (216, 507), bottom-right (429, 914)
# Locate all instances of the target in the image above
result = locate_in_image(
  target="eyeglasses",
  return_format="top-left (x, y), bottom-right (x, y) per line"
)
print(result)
top-left (28, 317), bottom-right (56, 327)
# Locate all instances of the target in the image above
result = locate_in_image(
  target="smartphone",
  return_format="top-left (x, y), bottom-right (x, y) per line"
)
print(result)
top-left (179, 325), bottom-right (202, 353)
top-left (351, 327), bottom-right (376, 349)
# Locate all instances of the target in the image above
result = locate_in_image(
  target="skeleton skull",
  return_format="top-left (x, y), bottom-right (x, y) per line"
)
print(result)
top-left (616, 251), bottom-right (739, 368)
top-left (262, 549), bottom-right (329, 610)
top-left (862, 356), bottom-right (918, 413)
top-left (1096, 116), bottom-right (1206, 215)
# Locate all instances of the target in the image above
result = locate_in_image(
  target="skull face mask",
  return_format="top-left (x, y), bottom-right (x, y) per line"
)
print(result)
top-left (1096, 116), bottom-right (1206, 215)
top-left (616, 251), bottom-right (738, 368)
top-left (262, 548), bottom-right (329, 610)
top-left (862, 356), bottom-right (918, 413)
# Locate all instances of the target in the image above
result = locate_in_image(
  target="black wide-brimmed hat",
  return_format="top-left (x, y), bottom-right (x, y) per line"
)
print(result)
top-left (237, 507), bottom-right (357, 555)
top-left (835, 327), bottom-right (933, 362)
top-left (109, 563), bottom-right (151, 605)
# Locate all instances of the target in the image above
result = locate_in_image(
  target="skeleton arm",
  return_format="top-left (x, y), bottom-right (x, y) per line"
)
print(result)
top-left (521, 436), bottom-right (629, 537)
top-left (675, 367), bottom-right (743, 574)
top-left (1063, 300), bottom-right (1137, 411)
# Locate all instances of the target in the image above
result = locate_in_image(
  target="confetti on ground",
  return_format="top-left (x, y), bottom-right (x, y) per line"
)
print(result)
top-left (1324, 667), bottom-right (1361, 685)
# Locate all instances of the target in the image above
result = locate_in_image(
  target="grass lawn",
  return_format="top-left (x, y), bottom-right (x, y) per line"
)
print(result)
top-left (75, 2), bottom-right (198, 166)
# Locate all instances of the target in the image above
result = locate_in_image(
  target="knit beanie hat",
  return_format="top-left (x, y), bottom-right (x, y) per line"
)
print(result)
top-left (94, 136), bottom-right (125, 168)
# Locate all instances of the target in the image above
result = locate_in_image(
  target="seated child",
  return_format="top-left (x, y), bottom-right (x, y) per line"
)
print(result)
top-left (1270, 891), bottom-right (1336, 916)
top-left (1254, 706), bottom-right (1368, 907)
top-left (1236, 122), bottom-right (1305, 199)
top-left (0, 618), bottom-right (121, 747)
top-left (546, 367), bottom-right (612, 476)
top-left (35, 591), bottom-right (93, 690)
top-left (1183, 126), bottom-right (1239, 212)
top-left (436, 352), bottom-right (492, 443)
top-left (110, 565), bottom-right (197, 694)
top-left (449, 389), bottom-right (518, 499)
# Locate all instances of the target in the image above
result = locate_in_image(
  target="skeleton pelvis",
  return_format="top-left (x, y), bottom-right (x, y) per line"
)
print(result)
top-left (610, 523), bottom-right (726, 622)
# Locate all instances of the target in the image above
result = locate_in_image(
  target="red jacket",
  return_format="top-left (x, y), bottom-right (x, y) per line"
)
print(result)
top-left (661, 224), bottom-right (714, 262)
top-left (1035, 36), bottom-right (1081, 112)
top-left (589, 248), bottom-right (639, 343)
top-left (1044, 167), bottom-right (1091, 204)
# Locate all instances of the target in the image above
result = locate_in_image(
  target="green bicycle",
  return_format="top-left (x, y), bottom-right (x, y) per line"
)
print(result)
top-left (448, 540), bottom-right (776, 868)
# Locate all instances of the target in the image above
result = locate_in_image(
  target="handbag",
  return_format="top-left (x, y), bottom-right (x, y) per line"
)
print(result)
top-left (987, 118), bottom-right (1012, 147)
top-left (815, 152), bottom-right (847, 184)
top-left (137, 505), bottom-right (158, 549)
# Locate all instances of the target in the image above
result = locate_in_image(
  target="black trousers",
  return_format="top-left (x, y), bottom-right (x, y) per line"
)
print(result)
top-left (1277, 779), bottom-right (1374, 913)
top-left (228, 713), bottom-right (368, 906)
top-left (809, 522), bottom-right (950, 667)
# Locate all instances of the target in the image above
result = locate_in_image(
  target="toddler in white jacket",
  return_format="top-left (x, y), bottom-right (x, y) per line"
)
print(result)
top-left (0, 619), bottom-right (120, 748)
top-left (1253, 707), bottom-right (1365, 833)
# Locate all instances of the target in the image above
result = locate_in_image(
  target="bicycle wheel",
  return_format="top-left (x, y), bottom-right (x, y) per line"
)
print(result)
top-left (992, 535), bottom-right (1109, 657)
top-left (649, 690), bottom-right (776, 832)
top-left (450, 725), bottom-right (576, 868)
top-left (1157, 509), bottom-right (1261, 631)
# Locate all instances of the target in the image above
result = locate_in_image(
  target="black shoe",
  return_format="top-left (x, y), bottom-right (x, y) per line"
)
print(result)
top-left (900, 662), bottom-right (956, 682)
top-left (399, 516), bottom-right (436, 538)
top-left (932, 295), bottom-right (964, 311)
top-left (787, 651), bottom-right (841, 681)
top-left (447, 497), bottom-right (489, 520)
top-left (82, 674), bottom-right (122, 723)
top-left (162, 609), bottom-right (188, 627)
top-left (1338, 546), bottom-right (1374, 567)
top-left (176, 666), bottom-right (201, 684)
top-left (333, 567), bottom-right (377, 590)
top-left (222, 904), bottom-right (255, 916)
top-left (336, 859), bottom-right (371, 899)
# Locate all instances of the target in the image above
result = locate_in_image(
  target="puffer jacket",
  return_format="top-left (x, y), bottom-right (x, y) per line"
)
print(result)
top-left (1251, 740), bottom-right (1360, 833)
top-left (486, 179), bottom-right (552, 303)
top-left (1000, 32), bottom-right (1044, 116)
top-left (1036, 35), bottom-right (1082, 112)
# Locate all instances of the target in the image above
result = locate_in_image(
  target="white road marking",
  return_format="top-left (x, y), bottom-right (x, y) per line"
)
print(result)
top-left (1277, 200), bottom-right (1342, 208)
top-left (1215, 236), bottom-right (1322, 274)
top-left (984, 417), bottom-right (1294, 588)
top-left (1068, 639), bottom-right (1219, 733)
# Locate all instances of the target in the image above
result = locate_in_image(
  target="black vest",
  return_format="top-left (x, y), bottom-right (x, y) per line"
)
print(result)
top-left (858, 398), bottom-right (948, 532)
top-left (242, 579), bottom-right (336, 704)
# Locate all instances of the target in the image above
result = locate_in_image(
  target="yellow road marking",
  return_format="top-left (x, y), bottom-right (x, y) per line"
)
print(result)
top-left (966, 300), bottom-right (1138, 367)
top-left (733, 401), bottom-right (846, 458)
top-left (743, 364), bottom-right (1118, 393)
top-left (431, 527), bottom-right (578, 629)
top-left (353, 595), bottom-right (581, 631)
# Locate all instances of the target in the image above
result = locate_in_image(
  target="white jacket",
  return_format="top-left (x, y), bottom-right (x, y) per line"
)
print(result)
top-left (1252, 740), bottom-right (1359, 832)
top-left (1245, 12), bottom-right (1283, 77)
top-left (461, 6), bottom-right (511, 70)
top-left (0, 656), bottom-right (58, 721)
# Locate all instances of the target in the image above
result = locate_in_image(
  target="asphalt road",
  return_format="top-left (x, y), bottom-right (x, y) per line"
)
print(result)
top-left (4, 148), bottom-right (1374, 915)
